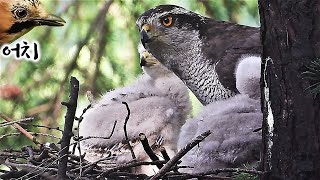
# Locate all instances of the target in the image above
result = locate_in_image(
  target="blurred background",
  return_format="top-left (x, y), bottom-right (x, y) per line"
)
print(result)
top-left (0, 0), bottom-right (259, 149)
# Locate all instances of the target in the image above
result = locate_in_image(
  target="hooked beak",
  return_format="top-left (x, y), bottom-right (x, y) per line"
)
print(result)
top-left (33, 14), bottom-right (66, 26)
top-left (140, 56), bottom-right (147, 67)
top-left (140, 24), bottom-right (151, 46)
top-left (140, 51), bottom-right (158, 67)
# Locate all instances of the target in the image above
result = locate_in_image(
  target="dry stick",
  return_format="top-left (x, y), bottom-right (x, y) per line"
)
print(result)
top-left (0, 117), bottom-right (34, 127)
top-left (159, 147), bottom-right (179, 172)
top-left (4, 158), bottom-right (76, 179)
top-left (58, 76), bottom-right (79, 179)
top-left (28, 124), bottom-right (62, 132)
top-left (71, 104), bottom-right (91, 155)
top-left (108, 172), bottom-right (148, 179)
top-left (139, 133), bottom-right (162, 169)
top-left (79, 121), bottom-right (117, 142)
top-left (73, 104), bottom-right (92, 177)
top-left (164, 172), bottom-right (231, 179)
top-left (194, 168), bottom-right (264, 176)
top-left (0, 113), bottom-right (40, 145)
top-left (160, 147), bottom-right (170, 161)
top-left (150, 130), bottom-right (212, 180)
top-left (0, 132), bottom-right (60, 141)
top-left (122, 102), bottom-right (136, 160)
top-left (97, 160), bottom-right (168, 178)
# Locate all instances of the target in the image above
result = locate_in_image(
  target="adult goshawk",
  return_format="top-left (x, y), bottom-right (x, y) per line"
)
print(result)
top-left (136, 5), bottom-right (261, 105)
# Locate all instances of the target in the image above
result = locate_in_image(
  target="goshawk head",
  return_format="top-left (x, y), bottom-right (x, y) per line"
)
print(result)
top-left (136, 5), bottom-right (208, 70)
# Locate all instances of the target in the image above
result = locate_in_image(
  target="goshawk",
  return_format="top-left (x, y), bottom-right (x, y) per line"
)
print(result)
top-left (136, 5), bottom-right (261, 105)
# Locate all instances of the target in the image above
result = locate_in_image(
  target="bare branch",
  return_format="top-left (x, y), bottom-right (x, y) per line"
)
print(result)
top-left (122, 101), bottom-right (136, 160)
top-left (97, 160), bottom-right (168, 178)
top-left (0, 113), bottom-right (40, 145)
top-left (0, 117), bottom-right (34, 128)
top-left (139, 133), bottom-right (162, 169)
top-left (151, 130), bottom-right (211, 179)
top-left (58, 76), bottom-right (79, 179)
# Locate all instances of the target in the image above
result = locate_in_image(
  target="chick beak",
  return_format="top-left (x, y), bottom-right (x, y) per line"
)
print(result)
top-left (140, 24), bottom-right (151, 46)
top-left (140, 56), bottom-right (147, 67)
top-left (140, 51), bottom-right (158, 67)
top-left (33, 14), bottom-right (66, 26)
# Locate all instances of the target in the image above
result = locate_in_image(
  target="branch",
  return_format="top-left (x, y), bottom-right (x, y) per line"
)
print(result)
top-left (122, 102), bottom-right (136, 160)
top-left (0, 113), bottom-right (40, 145)
top-left (150, 130), bottom-right (211, 180)
top-left (97, 160), bottom-right (168, 178)
top-left (58, 76), bottom-right (79, 179)
top-left (194, 168), bottom-right (264, 176)
top-left (160, 147), bottom-right (170, 161)
top-left (139, 133), bottom-right (162, 169)
top-left (0, 117), bottom-right (34, 128)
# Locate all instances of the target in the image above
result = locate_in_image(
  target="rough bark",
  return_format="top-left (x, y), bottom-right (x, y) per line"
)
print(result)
top-left (258, 0), bottom-right (320, 179)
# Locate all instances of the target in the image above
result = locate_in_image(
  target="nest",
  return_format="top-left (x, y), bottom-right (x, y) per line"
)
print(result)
top-left (0, 77), bottom-right (262, 180)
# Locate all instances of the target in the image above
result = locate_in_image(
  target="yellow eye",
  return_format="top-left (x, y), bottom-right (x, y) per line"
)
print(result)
top-left (161, 16), bottom-right (173, 27)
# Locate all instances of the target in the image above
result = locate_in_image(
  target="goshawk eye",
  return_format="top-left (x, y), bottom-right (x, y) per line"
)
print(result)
top-left (14, 8), bottom-right (28, 19)
top-left (161, 16), bottom-right (173, 27)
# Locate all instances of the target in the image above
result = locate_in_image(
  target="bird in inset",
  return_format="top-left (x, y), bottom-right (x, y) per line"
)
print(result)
top-left (178, 94), bottom-right (262, 173)
top-left (137, 5), bottom-right (261, 105)
top-left (79, 45), bottom-right (191, 175)
top-left (0, 0), bottom-right (65, 45)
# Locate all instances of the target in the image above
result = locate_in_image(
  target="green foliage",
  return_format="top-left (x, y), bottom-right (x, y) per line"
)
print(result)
top-left (303, 59), bottom-right (320, 98)
top-left (0, 0), bottom-right (259, 149)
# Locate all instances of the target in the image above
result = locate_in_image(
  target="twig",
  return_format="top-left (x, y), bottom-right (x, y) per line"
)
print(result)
top-left (160, 147), bottom-right (170, 161)
top-left (78, 120), bottom-right (117, 142)
top-left (194, 168), bottom-right (264, 176)
top-left (165, 172), bottom-right (231, 179)
top-left (4, 158), bottom-right (77, 180)
top-left (69, 156), bottom-right (113, 173)
top-left (122, 102), bottom-right (136, 160)
top-left (150, 130), bottom-right (211, 180)
top-left (58, 76), bottom-right (79, 179)
top-left (97, 160), bottom-right (167, 178)
top-left (108, 172), bottom-right (148, 179)
top-left (72, 104), bottom-right (92, 155)
top-left (28, 124), bottom-right (62, 132)
top-left (0, 117), bottom-right (34, 128)
top-left (0, 113), bottom-right (40, 145)
top-left (139, 133), bottom-right (162, 169)
top-left (0, 132), bottom-right (60, 141)
top-left (73, 106), bottom-right (94, 178)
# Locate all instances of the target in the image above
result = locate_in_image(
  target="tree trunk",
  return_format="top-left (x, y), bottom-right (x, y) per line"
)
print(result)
top-left (258, 0), bottom-right (320, 179)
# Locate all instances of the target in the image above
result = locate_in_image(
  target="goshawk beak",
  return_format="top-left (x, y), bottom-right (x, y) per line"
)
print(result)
top-left (33, 14), bottom-right (66, 26)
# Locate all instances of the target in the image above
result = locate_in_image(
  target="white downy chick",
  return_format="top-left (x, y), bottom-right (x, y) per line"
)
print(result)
top-left (178, 94), bottom-right (262, 173)
top-left (79, 45), bottom-right (191, 175)
top-left (235, 55), bottom-right (261, 99)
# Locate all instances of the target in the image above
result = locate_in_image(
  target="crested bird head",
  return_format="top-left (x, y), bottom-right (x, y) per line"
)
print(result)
top-left (136, 5), bottom-right (208, 70)
top-left (0, 0), bottom-right (65, 44)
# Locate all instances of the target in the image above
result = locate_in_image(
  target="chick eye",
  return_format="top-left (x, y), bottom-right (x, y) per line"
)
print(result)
top-left (161, 16), bottom-right (173, 27)
top-left (14, 8), bottom-right (28, 19)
